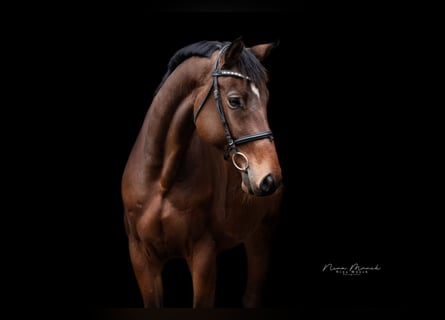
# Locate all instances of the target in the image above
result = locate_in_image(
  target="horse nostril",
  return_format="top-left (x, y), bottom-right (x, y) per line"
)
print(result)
top-left (259, 174), bottom-right (276, 196)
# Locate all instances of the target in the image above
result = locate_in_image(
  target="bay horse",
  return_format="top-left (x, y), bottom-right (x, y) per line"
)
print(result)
top-left (121, 38), bottom-right (283, 308)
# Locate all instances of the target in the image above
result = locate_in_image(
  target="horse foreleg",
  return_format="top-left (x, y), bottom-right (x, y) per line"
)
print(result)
top-left (129, 238), bottom-right (164, 307)
top-left (243, 223), bottom-right (274, 308)
top-left (187, 234), bottom-right (217, 308)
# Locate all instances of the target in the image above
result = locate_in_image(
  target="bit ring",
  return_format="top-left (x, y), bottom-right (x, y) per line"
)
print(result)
top-left (232, 151), bottom-right (249, 172)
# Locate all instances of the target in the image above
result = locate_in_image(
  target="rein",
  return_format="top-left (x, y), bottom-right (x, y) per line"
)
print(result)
top-left (193, 44), bottom-right (274, 171)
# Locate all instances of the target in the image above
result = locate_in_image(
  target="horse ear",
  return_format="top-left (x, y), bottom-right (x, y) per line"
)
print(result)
top-left (222, 37), bottom-right (245, 68)
top-left (248, 40), bottom-right (280, 62)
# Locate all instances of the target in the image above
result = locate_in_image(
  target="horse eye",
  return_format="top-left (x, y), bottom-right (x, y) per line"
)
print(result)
top-left (228, 97), bottom-right (243, 109)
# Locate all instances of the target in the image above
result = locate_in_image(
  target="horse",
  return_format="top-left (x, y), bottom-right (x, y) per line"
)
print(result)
top-left (121, 37), bottom-right (283, 308)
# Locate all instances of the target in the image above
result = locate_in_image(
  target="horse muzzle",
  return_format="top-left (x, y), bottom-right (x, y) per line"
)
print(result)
top-left (241, 169), bottom-right (282, 197)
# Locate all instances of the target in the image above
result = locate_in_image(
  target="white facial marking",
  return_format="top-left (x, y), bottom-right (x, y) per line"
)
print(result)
top-left (250, 83), bottom-right (260, 100)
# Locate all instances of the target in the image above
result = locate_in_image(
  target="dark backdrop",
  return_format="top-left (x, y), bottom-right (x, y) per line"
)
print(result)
top-left (31, 6), bottom-right (409, 318)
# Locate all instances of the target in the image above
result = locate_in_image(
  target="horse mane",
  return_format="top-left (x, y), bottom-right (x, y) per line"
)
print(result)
top-left (154, 40), bottom-right (268, 95)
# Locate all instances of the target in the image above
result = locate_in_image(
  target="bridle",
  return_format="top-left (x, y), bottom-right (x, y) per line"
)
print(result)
top-left (193, 43), bottom-right (274, 172)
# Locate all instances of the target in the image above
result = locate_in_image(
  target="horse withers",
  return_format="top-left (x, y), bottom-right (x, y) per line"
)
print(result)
top-left (121, 38), bottom-right (283, 308)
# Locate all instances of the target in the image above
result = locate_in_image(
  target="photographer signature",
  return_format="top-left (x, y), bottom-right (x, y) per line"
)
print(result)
top-left (322, 263), bottom-right (381, 276)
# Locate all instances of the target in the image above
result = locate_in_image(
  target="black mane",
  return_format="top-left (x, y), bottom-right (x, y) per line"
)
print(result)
top-left (154, 40), bottom-right (268, 95)
top-left (155, 40), bottom-right (224, 94)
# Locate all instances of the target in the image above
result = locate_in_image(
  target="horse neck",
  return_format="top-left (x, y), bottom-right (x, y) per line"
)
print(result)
top-left (142, 58), bottom-right (211, 191)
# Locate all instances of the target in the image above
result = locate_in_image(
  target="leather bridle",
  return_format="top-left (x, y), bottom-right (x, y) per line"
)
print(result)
top-left (193, 44), bottom-right (274, 172)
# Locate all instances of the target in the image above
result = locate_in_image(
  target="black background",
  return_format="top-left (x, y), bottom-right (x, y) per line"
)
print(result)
top-left (19, 2), bottom-right (411, 318)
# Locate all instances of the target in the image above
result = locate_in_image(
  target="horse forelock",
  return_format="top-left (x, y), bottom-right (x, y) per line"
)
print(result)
top-left (238, 50), bottom-right (268, 88)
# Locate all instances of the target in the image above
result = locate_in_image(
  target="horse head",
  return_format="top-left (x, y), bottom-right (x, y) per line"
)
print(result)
top-left (194, 38), bottom-right (282, 196)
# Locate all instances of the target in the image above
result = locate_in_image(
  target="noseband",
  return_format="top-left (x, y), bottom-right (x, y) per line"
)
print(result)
top-left (193, 44), bottom-right (274, 171)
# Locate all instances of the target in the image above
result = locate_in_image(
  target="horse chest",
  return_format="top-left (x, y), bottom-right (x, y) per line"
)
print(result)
top-left (133, 188), bottom-right (208, 255)
top-left (211, 195), bottom-right (267, 244)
